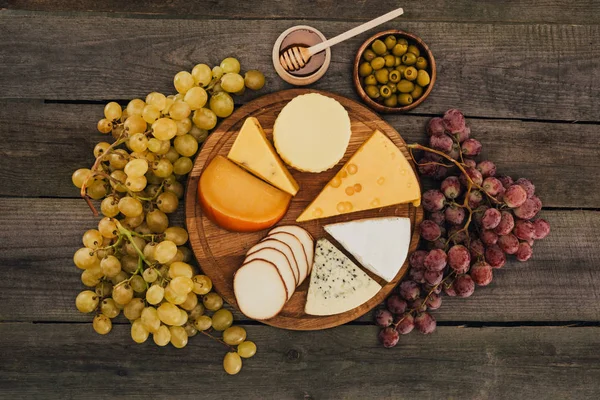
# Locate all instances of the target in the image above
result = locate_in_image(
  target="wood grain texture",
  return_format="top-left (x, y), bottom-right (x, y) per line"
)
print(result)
top-left (1, 197), bottom-right (598, 323)
top-left (1, 322), bottom-right (599, 399)
top-left (0, 14), bottom-right (599, 121)
top-left (5, 0), bottom-right (600, 24)
top-left (186, 89), bottom-right (423, 330)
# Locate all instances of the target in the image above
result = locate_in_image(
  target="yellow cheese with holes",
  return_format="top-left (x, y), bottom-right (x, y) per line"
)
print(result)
top-left (227, 117), bottom-right (299, 196)
top-left (297, 130), bottom-right (421, 222)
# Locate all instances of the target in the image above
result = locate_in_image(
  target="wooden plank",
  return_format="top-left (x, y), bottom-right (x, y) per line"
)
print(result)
top-left (4, 1), bottom-right (600, 24)
top-left (1, 101), bottom-right (598, 208)
top-left (1, 323), bottom-right (599, 399)
top-left (1, 197), bottom-right (599, 323)
top-left (0, 14), bottom-right (599, 121)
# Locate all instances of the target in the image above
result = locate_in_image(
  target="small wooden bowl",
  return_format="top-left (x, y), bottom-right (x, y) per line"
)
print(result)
top-left (353, 29), bottom-right (436, 113)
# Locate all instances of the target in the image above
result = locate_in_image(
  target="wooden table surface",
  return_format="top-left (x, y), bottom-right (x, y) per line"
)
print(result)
top-left (1, 1), bottom-right (599, 399)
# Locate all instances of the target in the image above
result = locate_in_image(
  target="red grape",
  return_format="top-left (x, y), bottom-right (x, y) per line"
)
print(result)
top-left (415, 312), bottom-right (437, 334)
top-left (482, 177), bottom-right (504, 196)
top-left (513, 198), bottom-right (540, 220)
top-left (409, 266), bottom-right (426, 283)
top-left (444, 282), bottom-right (457, 296)
top-left (448, 143), bottom-right (461, 159)
top-left (498, 175), bottom-right (514, 189)
top-left (425, 270), bottom-right (444, 285)
top-left (426, 293), bottom-right (442, 310)
top-left (430, 134), bottom-right (453, 153)
top-left (395, 313), bottom-right (415, 334)
top-left (455, 125), bottom-right (470, 143)
top-left (448, 226), bottom-right (468, 244)
top-left (441, 176), bottom-right (462, 199)
top-left (422, 189), bottom-right (446, 212)
top-left (481, 229), bottom-right (499, 246)
top-left (445, 205), bottom-right (466, 225)
top-left (418, 158), bottom-right (438, 177)
top-left (410, 298), bottom-right (428, 313)
top-left (463, 158), bottom-right (476, 168)
top-left (429, 237), bottom-right (447, 250)
top-left (498, 234), bottom-right (519, 255)
top-left (429, 210), bottom-right (446, 226)
top-left (467, 190), bottom-right (484, 208)
top-left (470, 261), bottom-right (493, 286)
top-left (469, 239), bottom-right (485, 259)
top-left (485, 244), bottom-right (506, 269)
top-left (386, 295), bottom-right (408, 314)
top-left (420, 220), bottom-right (441, 241)
top-left (513, 220), bottom-right (534, 241)
top-left (374, 308), bottom-right (393, 327)
top-left (472, 205), bottom-right (488, 226)
top-left (424, 249), bottom-right (447, 271)
top-left (409, 250), bottom-right (428, 269)
top-left (481, 208), bottom-right (502, 230)
top-left (448, 245), bottom-right (471, 273)
top-left (461, 138), bottom-right (482, 157)
top-left (494, 211), bottom-right (515, 235)
top-left (503, 185), bottom-right (528, 208)
top-left (516, 242), bottom-right (533, 262)
top-left (378, 327), bottom-right (400, 348)
top-left (443, 109), bottom-right (466, 133)
top-left (532, 219), bottom-right (550, 239)
top-left (453, 275), bottom-right (475, 297)
top-left (398, 280), bottom-right (420, 301)
top-left (427, 117), bottom-right (445, 136)
top-left (460, 167), bottom-right (483, 186)
top-left (516, 178), bottom-right (535, 198)
top-left (433, 165), bottom-right (450, 180)
top-left (476, 160), bottom-right (496, 178)
top-left (423, 283), bottom-right (442, 295)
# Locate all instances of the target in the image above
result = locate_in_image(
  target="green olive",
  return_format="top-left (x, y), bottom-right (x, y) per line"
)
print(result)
top-left (416, 57), bottom-right (428, 70)
top-left (384, 95), bottom-right (398, 107)
top-left (359, 62), bottom-right (373, 77)
top-left (402, 53), bottom-right (417, 66)
top-left (397, 79), bottom-right (415, 93)
top-left (375, 69), bottom-right (389, 84)
top-left (394, 56), bottom-right (402, 67)
top-left (404, 66), bottom-right (418, 81)
top-left (411, 85), bottom-right (424, 100)
top-left (417, 70), bottom-right (431, 86)
top-left (398, 93), bottom-right (413, 106)
top-left (379, 85), bottom-right (392, 98)
top-left (396, 65), bottom-right (408, 75)
top-left (384, 55), bottom-right (395, 68)
top-left (388, 70), bottom-right (401, 83)
top-left (397, 38), bottom-right (408, 46)
top-left (370, 57), bottom-right (385, 70)
top-left (388, 83), bottom-right (397, 93)
top-left (371, 39), bottom-right (387, 55)
top-left (384, 35), bottom-right (397, 50)
top-left (365, 85), bottom-right (380, 99)
top-left (364, 74), bottom-right (377, 86)
top-left (407, 45), bottom-right (421, 57)
top-left (392, 43), bottom-right (408, 57)
top-left (363, 49), bottom-right (376, 62)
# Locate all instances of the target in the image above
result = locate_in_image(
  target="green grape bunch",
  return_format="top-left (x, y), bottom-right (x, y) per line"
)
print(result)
top-left (71, 58), bottom-right (264, 374)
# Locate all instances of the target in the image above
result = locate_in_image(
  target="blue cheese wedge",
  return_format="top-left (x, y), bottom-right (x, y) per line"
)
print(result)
top-left (325, 217), bottom-right (411, 282)
top-left (305, 238), bottom-right (381, 316)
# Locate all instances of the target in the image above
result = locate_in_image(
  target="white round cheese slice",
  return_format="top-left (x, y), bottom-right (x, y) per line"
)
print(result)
top-left (234, 259), bottom-right (287, 320)
top-left (273, 93), bottom-right (351, 173)
top-left (245, 247), bottom-right (296, 300)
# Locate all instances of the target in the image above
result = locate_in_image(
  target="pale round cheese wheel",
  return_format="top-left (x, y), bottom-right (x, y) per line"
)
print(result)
top-left (273, 93), bottom-right (351, 173)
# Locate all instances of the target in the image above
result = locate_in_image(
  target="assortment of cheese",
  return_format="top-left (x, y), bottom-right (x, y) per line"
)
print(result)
top-left (197, 92), bottom-right (422, 320)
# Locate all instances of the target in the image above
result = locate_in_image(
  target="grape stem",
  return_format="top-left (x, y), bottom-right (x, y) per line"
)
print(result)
top-left (199, 329), bottom-right (236, 352)
top-left (115, 220), bottom-right (153, 268)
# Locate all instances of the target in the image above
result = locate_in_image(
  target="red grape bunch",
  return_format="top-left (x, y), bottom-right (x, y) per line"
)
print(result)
top-left (377, 109), bottom-right (551, 348)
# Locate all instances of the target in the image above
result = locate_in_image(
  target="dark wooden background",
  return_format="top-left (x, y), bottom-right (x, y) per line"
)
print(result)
top-left (1, 1), bottom-right (599, 398)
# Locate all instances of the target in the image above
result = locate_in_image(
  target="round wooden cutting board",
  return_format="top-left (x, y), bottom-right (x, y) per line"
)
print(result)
top-left (185, 89), bottom-right (423, 330)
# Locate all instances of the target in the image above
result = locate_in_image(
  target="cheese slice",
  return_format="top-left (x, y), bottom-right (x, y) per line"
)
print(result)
top-left (227, 117), bottom-right (299, 196)
top-left (305, 238), bottom-right (381, 316)
top-left (273, 93), bottom-right (351, 173)
top-left (325, 217), bottom-right (411, 282)
top-left (297, 130), bottom-right (421, 222)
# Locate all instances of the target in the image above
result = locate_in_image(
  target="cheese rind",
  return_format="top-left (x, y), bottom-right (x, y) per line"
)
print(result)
top-left (325, 217), bottom-right (411, 282)
top-left (273, 93), bottom-right (351, 173)
top-left (227, 117), bottom-right (299, 196)
top-left (305, 238), bottom-right (381, 316)
top-left (297, 130), bottom-right (421, 222)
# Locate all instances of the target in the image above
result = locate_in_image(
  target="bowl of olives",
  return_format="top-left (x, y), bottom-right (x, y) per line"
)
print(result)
top-left (353, 30), bottom-right (436, 113)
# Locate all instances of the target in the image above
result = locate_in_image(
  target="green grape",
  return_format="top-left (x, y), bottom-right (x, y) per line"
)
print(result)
top-left (220, 57), bottom-right (241, 74)
top-left (93, 314), bottom-right (112, 335)
top-left (154, 240), bottom-right (177, 264)
top-left (223, 352), bottom-right (242, 375)
top-left (142, 241), bottom-right (157, 261)
top-left (146, 209), bottom-right (169, 233)
top-left (104, 102), bottom-right (122, 121)
top-left (180, 291), bottom-right (198, 311)
top-left (125, 175), bottom-right (147, 192)
top-left (184, 322), bottom-right (198, 337)
top-left (177, 308), bottom-right (189, 326)
top-left (192, 275), bottom-right (212, 295)
top-left (126, 98), bottom-right (145, 117)
top-left (95, 281), bottom-right (113, 298)
top-left (100, 298), bottom-right (120, 318)
top-left (112, 283), bottom-right (134, 305)
top-left (82, 229), bottom-right (103, 250)
top-left (152, 158), bottom-right (174, 178)
top-left (194, 315), bottom-right (212, 331)
top-left (98, 217), bottom-right (118, 238)
top-left (146, 285), bottom-right (164, 305)
top-left (76, 290), bottom-right (99, 313)
top-left (100, 196), bottom-right (119, 218)
top-left (169, 326), bottom-right (188, 348)
top-left (169, 100), bottom-right (191, 121)
top-left (93, 142), bottom-right (110, 158)
top-left (130, 275), bottom-right (147, 293)
top-left (141, 306), bottom-right (161, 333)
top-left (244, 70), bottom-right (265, 90)
top-left (211, 309), bottom-right (232, 331)
top-left (165, 180), bottom-right (184, 199)
top-left (175, 118), bottom-right (192, 136)
top-left (124, 115), bottom-right (147, 135)
top-left (192, 108), bottom-right (217, 130)
top-left (97, 118), bottom-right (113, 134)
top-left (166, 249), bottom-right (184, 266)
top-left (192, 63), bottom-right (212, 87)
top-left (118, 196), bottom-right (143, 217)
top-left (163, 97), bottom-right (175, 115)
top-left (142, 104), bottom-right (160, 124)
top-left (134, 222), bottom-right (152, 235)
top-left (164, 227), bottom-right (188, 246)
top-left (129, 132), bottom-right (149, 153)
top-left (87, 180), bottom-right (108, 200)
top-left (124, 236), bottom-right (145, 257)
top-left (164, 147), bottom-right (180, 164)
top-left (153, 324), bottom-right (171, 346)
top-left (145, 92), bottom-right (167, 111)
top-left (220, 73), bottom-right (245, 93)
top-left (73, 247), bottom-right (97, 270)
top-left (157, 302), bottom-right (181, 325)
top-left (164, 285), bottom-right (187, 305)
top-left (172, 157), bottom-right (193, 175)
top-left (173, 135), bottom-right (198, 157)
top-left (122, 213), bottom-right (145, 230)
top-left (108, 170), bottom-right (126, 193)
top-left (110, 271), bottom-right (130, 285)
top-left (81, 268), bottom-right (101, 287)
top-left (237, 341), bottom-right (257, 358)
top-left (131, 319), bottom-right (149, 343)
top-left (188, 303), bottom-right (205, 320)
top-left (124, 159), bottom-right (148, 178)
top-left (183, 86), bottom-right (208, 110)
top-left (124, 297), bottom-right (145, 320)
top-left (147, 138), bottom-right (170, 155)
top-left (120, 255), bottom-right (139, 274)
top-left (142, 267), bottom-right (158, 283)
top-left (169, 261), bottom-right (194, 278)
top-left (152, 118), bottom-right (178, 141)
top-left (189, 126), bottom-right (209, 143)
top-left (156, 191), bottom-right (179, 214)
top-left (170, 276), bottom-right (194, 296)
top-left (212, 66), bottom-right (224, 80)
top-left (174, 71), bottom-right (195, 94)
top-left (209, 92), bottom-right (234, 118)
top-left (223, 326), bottom-right (246, 345)
top-left (72, 168), bottom-right (92, 188)
top-left (100, 255), bottom-right (121, 277)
